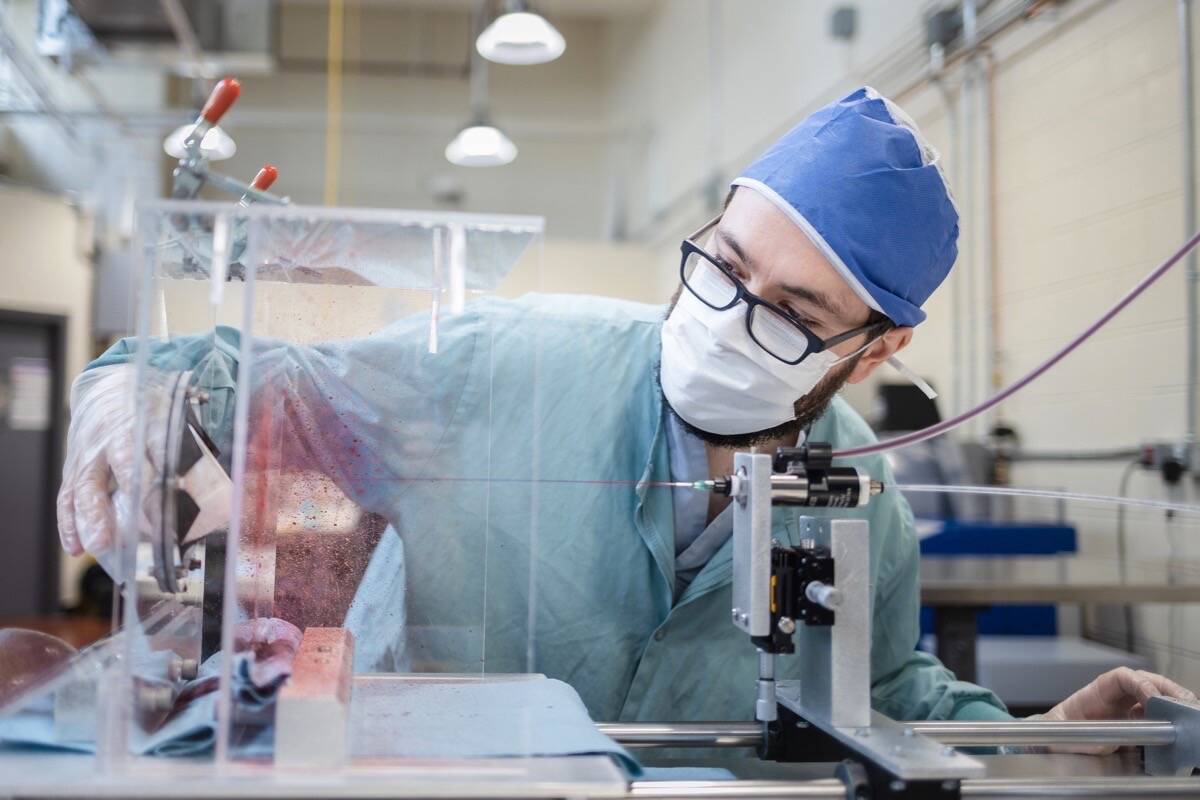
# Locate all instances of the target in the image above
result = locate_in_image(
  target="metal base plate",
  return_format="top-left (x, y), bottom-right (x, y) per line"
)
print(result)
top-left (776, 681), bottom-right (984, 781)
top-left (1146, 695), bottom-right (1200, 776)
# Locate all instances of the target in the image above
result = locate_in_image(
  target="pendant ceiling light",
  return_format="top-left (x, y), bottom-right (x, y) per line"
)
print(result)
top-left (163, 123), bottom-right (236, 161)
top-left (447, 2), bottom-right (518, 167)
top-left (476, 1), bottom-right (565, 66)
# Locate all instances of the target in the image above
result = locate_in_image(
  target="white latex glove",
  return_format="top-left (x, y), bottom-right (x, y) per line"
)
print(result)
top-left (1043, 667), bottom-right (1197, 754)
top-left (55, 365), bottom-right (167, 565)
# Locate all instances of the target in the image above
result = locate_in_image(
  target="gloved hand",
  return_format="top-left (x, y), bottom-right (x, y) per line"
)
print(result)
top-left (1043, 667), bottom-right (1196, 754)
top-left (56, 365), bottom-right (168, 567)
top-left (232, 617), bottom-right (304, 689)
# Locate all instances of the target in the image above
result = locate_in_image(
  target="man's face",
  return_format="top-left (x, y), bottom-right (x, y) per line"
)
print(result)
top-left (661, 188), bottom-right (908, 448)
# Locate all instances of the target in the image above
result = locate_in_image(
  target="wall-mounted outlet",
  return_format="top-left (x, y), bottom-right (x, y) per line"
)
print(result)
top-left (1138, 440), bottom-right (1197, 483)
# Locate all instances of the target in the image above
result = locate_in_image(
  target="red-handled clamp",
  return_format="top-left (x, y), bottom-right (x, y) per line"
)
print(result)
top-left (201, 78), bottom-right (241, 125)
top-left (172, 78), bottom-right (287, 205)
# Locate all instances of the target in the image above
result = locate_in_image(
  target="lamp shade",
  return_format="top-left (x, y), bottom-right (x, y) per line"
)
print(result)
top-left (476, 11), bottom-right (565, 66)
top-left (163, 123), bottom-right (237, 161)
top-left (445, 123), bottom-right (518, 167)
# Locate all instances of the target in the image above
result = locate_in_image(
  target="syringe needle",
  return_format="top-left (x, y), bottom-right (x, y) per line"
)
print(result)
top-left (654, 481), bottom-right (717, 491)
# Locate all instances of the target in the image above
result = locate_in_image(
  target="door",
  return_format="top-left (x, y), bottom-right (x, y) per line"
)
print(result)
top-left (0, 311), bottom-right (65, 616)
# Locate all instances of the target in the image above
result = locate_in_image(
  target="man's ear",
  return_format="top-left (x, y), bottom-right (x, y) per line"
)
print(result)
top-left (845, 327), bottom-right (913, 384)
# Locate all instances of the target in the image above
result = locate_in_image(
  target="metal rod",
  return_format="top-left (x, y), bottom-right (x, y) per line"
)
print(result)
top-left (1008, 447), bottom-right (1143, 462)
top-left (628, 780), bottom-right (844, 799)
top-left (598, 722), bottom-right (762, 748)
top-left (629, 777), bottom-right (1200, 800)
top-left (600, 720), bottom-right (1176, 749)
top-left (908, 720), bottom-right (1176, 746)
top-left (1181, 0), bottom-right (1199, 445)
top-left (159, 0), bottom-right (209, 78)
top-left (0, 10), bottom-right (78, 144)
top-left (960, 777), bottom-right (1200, 798)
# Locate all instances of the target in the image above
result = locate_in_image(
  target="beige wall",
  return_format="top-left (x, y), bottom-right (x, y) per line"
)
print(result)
top-left (0, 186), bottom-right (93, 605)
top-left (0, 187), bottom-right (93, 404)
top-left (503, 238), bottom-right (663, 303)
top-left (877, 0), bottom-right (1200, 685)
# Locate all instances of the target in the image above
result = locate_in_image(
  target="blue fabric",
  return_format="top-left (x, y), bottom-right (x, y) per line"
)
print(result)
top-left (918, 521), bottom-right (1077, 637)
top-left (84, 294), bottom-right (1009, 723)
top-left (350, 677), bottom-right (639, 773)
top-left (639, 767), bottom-right (737, 780)
top-left (0, 666), bottom-right (642, 774)
top-left (0, 652), bottom-right (275, 757)
top-left (734, 87), bottom-right (957, 327)
top-left (918, 522), bottom-right (1077, 556)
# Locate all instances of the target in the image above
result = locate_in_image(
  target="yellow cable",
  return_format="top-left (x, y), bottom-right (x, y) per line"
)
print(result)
top-left (323, 0), bottom-right (344, 206)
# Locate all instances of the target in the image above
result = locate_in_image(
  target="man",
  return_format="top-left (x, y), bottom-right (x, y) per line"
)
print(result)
top-left (57, 88), bottom-right (1190, 732)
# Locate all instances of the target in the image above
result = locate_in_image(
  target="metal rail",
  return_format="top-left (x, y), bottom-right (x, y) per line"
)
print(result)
top-left (909, 720), bottom-right (1176, 746)
top-left (960, 777), bottom-right (1200, 798)
top-left (920, 582), bottom-right (1200, 605)
top-left (628, 777), bottom-right (1200, 799)
top-left (600, 720), bottom-right (1177, 749)
top-left (629, 780), bottom-right (843, 799)
top-left (599, 722), bottom-right (762, 748)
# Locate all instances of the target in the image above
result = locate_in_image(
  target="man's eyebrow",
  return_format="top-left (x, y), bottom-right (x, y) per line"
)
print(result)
top-left (715, 229), bottom-right (754, 272)
top-left (716, 229), bottom-right (846, 320)
top-left (778, 283), bottom-right (846, 320)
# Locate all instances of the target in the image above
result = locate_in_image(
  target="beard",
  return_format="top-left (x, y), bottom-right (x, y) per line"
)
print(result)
top-left (658, 287), bottom-right (863, 449)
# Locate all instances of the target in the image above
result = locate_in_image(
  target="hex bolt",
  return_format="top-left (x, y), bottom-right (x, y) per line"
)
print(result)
top-left (777, 617), bottom-right (796, 634)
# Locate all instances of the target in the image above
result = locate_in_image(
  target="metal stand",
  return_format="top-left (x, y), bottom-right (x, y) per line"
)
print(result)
top-left (710, 445), bottom-right (1200, 798)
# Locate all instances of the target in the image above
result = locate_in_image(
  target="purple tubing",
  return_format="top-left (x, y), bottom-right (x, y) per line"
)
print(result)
top-left (835, 229), bottom-right (1200, 459)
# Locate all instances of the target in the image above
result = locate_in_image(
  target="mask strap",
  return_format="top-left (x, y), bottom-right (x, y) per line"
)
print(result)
top-left (829, 334), bottom-right (880, 366)
top-left (887, 356), bottom-right (938, 400)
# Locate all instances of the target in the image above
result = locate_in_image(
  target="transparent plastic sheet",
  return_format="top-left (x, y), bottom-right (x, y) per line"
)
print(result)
top-left (2, 201), bottom-right (609, 776)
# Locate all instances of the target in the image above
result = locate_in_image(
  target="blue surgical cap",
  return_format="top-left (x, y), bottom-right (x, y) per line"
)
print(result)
top-left (732, 87), bottom-right (957, 327)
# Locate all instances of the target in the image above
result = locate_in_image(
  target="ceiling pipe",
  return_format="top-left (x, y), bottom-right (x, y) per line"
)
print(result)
top-left (158, 0), bottom-right (214, 81)
top-left (0, 9), bottom-right (79, 144)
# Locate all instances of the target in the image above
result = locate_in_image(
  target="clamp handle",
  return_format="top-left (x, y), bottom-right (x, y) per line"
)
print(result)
top-left (201, 77), bottom-right (241, 125)
top-left (250, 164), bottom-right (278, 191)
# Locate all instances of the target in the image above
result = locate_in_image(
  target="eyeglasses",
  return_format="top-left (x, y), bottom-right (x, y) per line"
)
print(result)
top-left (679, 216), bottom-right (881, 365)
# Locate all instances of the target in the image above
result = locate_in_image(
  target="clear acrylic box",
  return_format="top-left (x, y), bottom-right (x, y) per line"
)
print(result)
top-left (0, 200), bottom-right (630, 793)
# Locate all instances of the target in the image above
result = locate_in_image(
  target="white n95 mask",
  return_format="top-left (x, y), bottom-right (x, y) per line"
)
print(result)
top-left (660, 286), bottom-right (863, 436)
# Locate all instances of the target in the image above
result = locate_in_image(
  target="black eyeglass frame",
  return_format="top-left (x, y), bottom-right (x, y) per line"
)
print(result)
top-left (679, 215), bottom-right (882, 366)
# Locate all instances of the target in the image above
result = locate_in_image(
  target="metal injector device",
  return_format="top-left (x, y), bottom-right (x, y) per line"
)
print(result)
top-left (701, 443), bottom-right (884, 728)
top-left (698, 442), bottom-right (883, 509)
top-left (717, 445), bottom-right (986, 796)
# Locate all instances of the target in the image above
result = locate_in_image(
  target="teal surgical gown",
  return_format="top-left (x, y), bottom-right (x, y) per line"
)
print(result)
top-left (91, 293), bottom-right (1010, 724)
